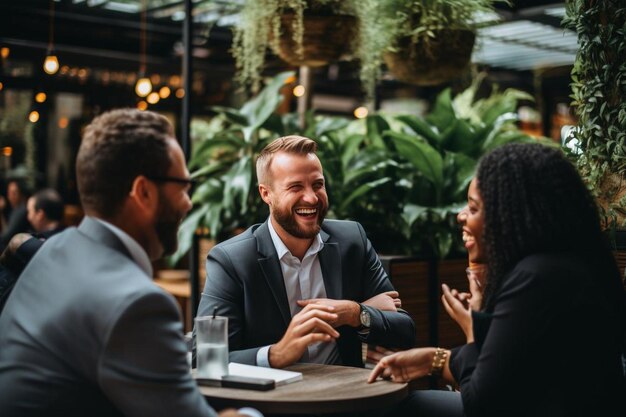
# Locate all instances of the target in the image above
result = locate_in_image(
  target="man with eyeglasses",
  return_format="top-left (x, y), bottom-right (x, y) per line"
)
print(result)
top-left (0, 109), bottom-right (253, 417)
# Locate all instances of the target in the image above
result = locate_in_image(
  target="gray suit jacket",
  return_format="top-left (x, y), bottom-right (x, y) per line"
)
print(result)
top-left (196, 219), bottom-right (416, 366)
top-left (0, 217), bottom-right (216, 417)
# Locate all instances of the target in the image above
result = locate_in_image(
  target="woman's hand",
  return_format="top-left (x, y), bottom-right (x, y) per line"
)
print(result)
top-left (465, 267), bottom-right (484, 311)
top-left (365, 345), bottom-right (397, 379)
top-left (441, 284), bottom-right (474, 343)
top-left (367, 348), bottom-right (434, 383)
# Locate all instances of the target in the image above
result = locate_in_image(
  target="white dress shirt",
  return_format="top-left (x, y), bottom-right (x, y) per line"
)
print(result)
top-left (256, 220), bottom-right (340, 367)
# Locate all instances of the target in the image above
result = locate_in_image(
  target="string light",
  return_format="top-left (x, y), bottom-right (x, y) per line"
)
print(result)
top-left (354, 106), bottom-right (368, 119)
top-left (147, 92), bottom-right (160, 104)
top-left (293, 85), bottom-right (306, 97)
top-left (58, 117), bottom-right (69, 129)
top-left (35, 92), bottom-right (47, 103)
top-left (29, 111), bottom-right (40, 123)
top-left (159, 86), bottom-right (171, 99)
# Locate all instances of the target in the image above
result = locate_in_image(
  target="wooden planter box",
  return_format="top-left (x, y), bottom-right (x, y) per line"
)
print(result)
top-left (380, 255), bottom-right (468, 349)
top-left (380, 255), bottom-right (468, 390)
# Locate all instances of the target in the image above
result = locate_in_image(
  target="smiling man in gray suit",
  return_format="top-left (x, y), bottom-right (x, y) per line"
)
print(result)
top-left (0, 109), bottom-right (248, 417)
top-left (195, 136), bottom-right (416, 369)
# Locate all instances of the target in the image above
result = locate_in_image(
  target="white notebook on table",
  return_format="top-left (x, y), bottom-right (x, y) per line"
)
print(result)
top-left (228, 362), bottom-right (303, 386)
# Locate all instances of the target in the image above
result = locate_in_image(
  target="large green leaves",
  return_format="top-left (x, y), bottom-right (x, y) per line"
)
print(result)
top-left (385, 131), bottom-right (443, 191)
top-left (239, 71), bottom-right (293, 142)
top-left (175, 72), bottom-right (545, 263)
top-left (171, 72), bottom-right (295, 264)
top-left (365, 77), bottom-right (545, 258)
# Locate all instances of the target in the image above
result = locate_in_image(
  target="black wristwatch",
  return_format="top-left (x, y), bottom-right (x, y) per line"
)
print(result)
top-left (358, 303), bottom-right (371, 329)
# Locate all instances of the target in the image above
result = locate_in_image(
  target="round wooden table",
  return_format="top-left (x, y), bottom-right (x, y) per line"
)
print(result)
top-left (198, 363), bottom-right (408, 414)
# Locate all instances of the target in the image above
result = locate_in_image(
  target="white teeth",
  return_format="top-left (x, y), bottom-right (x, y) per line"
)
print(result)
top-left (462, 232), bottom-right (474, 243)
top-left (296, 208), bottom-right (317, 215)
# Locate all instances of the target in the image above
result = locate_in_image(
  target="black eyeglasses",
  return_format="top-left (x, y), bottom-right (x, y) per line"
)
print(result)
top-left (146, 175), bottom-right (196, 187)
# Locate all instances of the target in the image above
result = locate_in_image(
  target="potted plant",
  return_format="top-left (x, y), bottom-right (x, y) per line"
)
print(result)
top-left (233, 0), bottom-right (358, 92)
top-left (357, 0), bottom-right (499, 97)
top-left (328, 75), bottom-right (542, 258)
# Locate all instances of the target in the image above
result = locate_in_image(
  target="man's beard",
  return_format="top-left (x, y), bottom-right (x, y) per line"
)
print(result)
top-left (155, 191), bottom-right (182, 256)
top-left (272, 201), bottom-right (327, 239)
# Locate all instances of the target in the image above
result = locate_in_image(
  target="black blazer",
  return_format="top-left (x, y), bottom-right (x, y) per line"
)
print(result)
top-left (196, 219), bottom-right (416, 366)
top-left (449, 252), bottom-right (625, 417)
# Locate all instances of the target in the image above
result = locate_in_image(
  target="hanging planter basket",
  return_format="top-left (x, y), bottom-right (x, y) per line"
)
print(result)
top-left (271, 13), bottom-right (357, 67)
top-left (384, 29), bottom-right (476, 86)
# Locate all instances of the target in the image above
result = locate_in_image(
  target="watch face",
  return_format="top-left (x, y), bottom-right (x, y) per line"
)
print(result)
top-left (360, 308), bottom-right (371, 328)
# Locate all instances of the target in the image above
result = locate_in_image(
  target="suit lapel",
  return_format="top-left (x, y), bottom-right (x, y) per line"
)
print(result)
top-left (319, 229), bottom-right (342, 300)
top-left (255, 222), bottom-right (291, 327)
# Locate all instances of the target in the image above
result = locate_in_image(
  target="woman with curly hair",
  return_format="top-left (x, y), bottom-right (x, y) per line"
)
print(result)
top-left (369, 143), bottom-right (625, 417)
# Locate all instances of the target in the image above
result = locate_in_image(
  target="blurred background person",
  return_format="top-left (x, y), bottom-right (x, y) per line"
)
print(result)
top-left (0, 178), bottom-right (32, 251)
top-left (26, 188), bottom-right (65, 238)
top-left (0, 233), bottom-right (41, 314)
top-left (0, 189), bottom-right (65, 313)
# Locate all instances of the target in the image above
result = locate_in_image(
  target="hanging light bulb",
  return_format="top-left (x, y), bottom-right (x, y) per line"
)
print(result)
top-left (43, 0), bottom-right (60, 75)
top-left (43, 54), bottom-right (59, 74)
top-left (135, 0), bottom-right (152, 97)
top-left (135, 75), bottom-right (152, 97)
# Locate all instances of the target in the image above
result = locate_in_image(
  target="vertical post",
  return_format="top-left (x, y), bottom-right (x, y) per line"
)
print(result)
top-left (182, 0), bottom-right (200, 320)
top-left (428, 258), bottom-right (439, 389)
top-left (297, 65), bottom-right (312, 130)
top-left (181, 0), bottom-right (192, 161)
top-left (190, 232), bottom-right (200, 319)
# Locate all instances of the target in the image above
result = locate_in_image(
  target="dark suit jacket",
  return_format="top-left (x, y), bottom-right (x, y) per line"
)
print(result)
top-left (0, 217), bottom-right (216, 417)
top-left (449, 252), bottom-right (625, 417)
top-left (196, 219), bottom-right (416, 366)
top-left (0, 237), bottom-right (44, 314)
top-left (0, 205), bottom-right (30, 251)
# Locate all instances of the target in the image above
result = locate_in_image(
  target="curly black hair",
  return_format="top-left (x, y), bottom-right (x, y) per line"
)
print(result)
top-left (476, 143), bottom-right (622, 311)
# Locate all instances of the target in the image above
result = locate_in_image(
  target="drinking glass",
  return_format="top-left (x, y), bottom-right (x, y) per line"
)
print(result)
top-left (195, 315), bottom-right (229, 379)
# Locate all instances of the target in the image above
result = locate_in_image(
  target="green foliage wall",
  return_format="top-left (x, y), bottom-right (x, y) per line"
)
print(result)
top-left (565, 0), bottom-right (626, 226)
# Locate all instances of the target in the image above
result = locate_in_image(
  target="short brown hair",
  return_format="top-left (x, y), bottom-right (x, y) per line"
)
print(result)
top-left (77, 108), bottom-right (173, 217)
top-left (256, 135), bottom-right (318, 185)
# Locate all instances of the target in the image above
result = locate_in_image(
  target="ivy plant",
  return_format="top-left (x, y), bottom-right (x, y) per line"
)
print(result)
top-left (357, 0), bottom-right (500, 99)
top-left (564, 0), bottom-right (626, 229)
top-left (232, 0), bottom-right (356, 92)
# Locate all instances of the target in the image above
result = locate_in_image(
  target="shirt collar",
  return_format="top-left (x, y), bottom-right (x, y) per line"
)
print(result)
top-left (267, 217), bottom-right (324, 260)
top-left (91, 217), bottom-right (153, 277)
